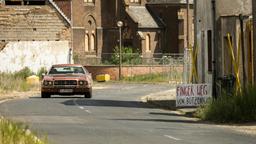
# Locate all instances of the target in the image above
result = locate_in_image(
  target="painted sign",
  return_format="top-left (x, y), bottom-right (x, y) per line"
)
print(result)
top-left (176, 84), bottom-right (212, 107)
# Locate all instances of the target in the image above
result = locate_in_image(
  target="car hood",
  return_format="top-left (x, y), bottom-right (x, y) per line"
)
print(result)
top-left (44, 74), bottom-right (87, 81)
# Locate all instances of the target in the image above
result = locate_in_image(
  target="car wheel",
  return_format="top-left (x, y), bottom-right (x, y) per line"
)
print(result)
top-left (84, 92), bottom-right (92, 98)
top-left (41, 92), bottom-right (51, 98)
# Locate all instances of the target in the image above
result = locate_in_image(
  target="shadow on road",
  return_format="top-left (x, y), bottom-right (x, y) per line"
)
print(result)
top-left (110, 118), bottom-right (203, 124)
top-left (62, 99), bottom-right (155, 109)
top-left (149, 112), bottom-right (186, 117)
top-left (29, 96), bottom-right (85, 99)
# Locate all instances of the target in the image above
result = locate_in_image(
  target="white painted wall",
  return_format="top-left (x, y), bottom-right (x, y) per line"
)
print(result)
top-left (0, 41), bottom-right (70, 73)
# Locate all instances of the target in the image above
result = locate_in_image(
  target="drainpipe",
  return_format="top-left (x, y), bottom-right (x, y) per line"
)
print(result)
top-left (212, 0), bottom-right (217, 99)
top-left (239, 14), bottom-right (247, 89)
top-left (70, 0), bottom-right (73, 64)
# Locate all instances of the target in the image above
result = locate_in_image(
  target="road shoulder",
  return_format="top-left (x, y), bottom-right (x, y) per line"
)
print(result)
top-left (140, 88), bottom-right (256, 136)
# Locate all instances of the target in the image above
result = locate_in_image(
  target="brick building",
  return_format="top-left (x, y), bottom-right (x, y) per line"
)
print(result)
top-left (0, 0), bottom-right (72, 72)
top-left (72, 0), bottom-right (194, 64)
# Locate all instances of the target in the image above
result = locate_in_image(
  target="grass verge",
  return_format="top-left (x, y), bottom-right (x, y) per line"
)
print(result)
top-left (122, 73), bottom-right (182, 83)
top-left (0, 67), bottom-right (39, 94)
top-left (196, 88), bottom-right (256, 123)
top-left (0, 117), bottom-right (48, 144)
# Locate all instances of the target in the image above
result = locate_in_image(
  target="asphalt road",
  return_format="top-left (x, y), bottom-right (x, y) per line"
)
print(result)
top-left (0, 83), bottom-right (255, 144)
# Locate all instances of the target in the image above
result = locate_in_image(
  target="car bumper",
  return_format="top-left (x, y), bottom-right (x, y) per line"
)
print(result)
top-left (41, 86), bottom-right (91, 95)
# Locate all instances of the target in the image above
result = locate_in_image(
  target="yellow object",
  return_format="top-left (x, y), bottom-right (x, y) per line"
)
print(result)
top-left (227, 33), bottom-right (241, 93)
top-left (96, 74), bottom-right (110, 82)
top-left (26, 75), bottom-right (40, 85)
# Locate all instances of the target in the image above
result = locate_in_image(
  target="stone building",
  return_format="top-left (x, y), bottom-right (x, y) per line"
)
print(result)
top-left (72, 0), bottom-right (194, 64)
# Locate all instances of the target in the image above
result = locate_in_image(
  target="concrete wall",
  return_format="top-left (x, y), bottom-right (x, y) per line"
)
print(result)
top-left (195, 0), bottom-right (252, 85)
top-left (216, 0), bottom-right (251, 17)
top-left (195, 0), bottom-right (213, 83)
top-left (0, 41), bottom-right (70, 73)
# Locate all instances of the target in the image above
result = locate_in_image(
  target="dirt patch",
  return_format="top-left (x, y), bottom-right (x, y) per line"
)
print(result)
top-left (218, 123), bottom-right (256, 136)
top-left (0, 91), bottom-right (40, 102)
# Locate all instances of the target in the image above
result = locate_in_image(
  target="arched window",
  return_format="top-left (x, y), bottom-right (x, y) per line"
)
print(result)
top-left (130, 0), bottom-right (140, 3)
top-left (145, 34), bottom-right (151, 52)
top-left (84, 0), bottom-right (94, 3)
top-left (90, 34), bottom-right (95, 51)
top-left (84, 34), bottom-right (89, 52)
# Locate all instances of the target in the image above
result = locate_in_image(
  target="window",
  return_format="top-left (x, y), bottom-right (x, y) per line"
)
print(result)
top-left (84, 0), bottom-right (94, 4)
top-left (90, 34), bottom-right (95, 52)
top-left (145, 34), bottom-right (151, 52)
top-left (207, 30), bottom-right (212, 72)
top-left (130, 0), bottom-right (140, 3)
top-left (84, 0), bottom-right (94, 2)
top-left (49, 66), bottom-right (85, 75)
top-left (84, 34), bottom-right (89, 52)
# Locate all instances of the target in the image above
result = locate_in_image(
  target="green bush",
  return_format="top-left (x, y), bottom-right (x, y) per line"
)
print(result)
top-left (108, 46), bottom-right (142, 65)
top-left (14, 67), bottom-right (33, 79)
top-left (37, 67), bottom-right (47, 80)
top-left (0, 117), bottom-right (48, 144)
top-left (196, 87), bottom-right (256, 123)
top-left (123, 73), bottom-right (170, 83)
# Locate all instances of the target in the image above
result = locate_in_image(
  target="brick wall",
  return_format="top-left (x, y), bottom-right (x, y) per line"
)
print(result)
top-left (0, 5), bottom-right (70, 41)
top-left (53, 0), bottom-right (71, 20)
top-left (85, 65), bottom-right (183, 80)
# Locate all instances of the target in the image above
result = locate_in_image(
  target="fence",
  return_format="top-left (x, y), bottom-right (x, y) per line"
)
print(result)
top-left (76, 53), bottom-right (185, 84)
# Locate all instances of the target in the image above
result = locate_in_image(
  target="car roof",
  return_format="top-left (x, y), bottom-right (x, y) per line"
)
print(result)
top-left (52, 64), bottom-right (83, 67)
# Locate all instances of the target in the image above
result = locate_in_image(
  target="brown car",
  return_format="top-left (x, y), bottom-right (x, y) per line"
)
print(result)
top-left (41, 64), bottom-right (93, 98)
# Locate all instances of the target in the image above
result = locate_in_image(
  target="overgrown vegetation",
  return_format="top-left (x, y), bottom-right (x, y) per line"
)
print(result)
top-left (0, 67), bottom-right (40, 93)
top-left (0, 117), bottom-right (48, 144)
top-left (104, 46), bottom-right (142, 65)
top-left (196, 87), bottom-right (256, 123)
top-left (123, 73), bottom-right (172, 83)
top-left (37, 67), bottom-right (47, 79)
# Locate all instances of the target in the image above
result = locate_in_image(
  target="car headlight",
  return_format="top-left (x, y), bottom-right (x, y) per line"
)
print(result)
top-left (79, 81), bottom-right (88, 86)
top-left (43, 81), bottom-right (53, 86)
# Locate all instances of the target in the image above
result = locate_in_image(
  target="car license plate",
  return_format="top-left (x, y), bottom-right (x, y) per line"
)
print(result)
top-left (59, 89), bottom-right (73, 93)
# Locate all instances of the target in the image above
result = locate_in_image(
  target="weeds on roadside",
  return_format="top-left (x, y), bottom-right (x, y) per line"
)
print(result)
top-left (123, 73), bottom-right (182, 83)
top-left (0, 117), bottom-right (48, 144)
top-left (0, 67), bottom-right (39, 93)
top-left (196, 87), bottom-right (256, 123)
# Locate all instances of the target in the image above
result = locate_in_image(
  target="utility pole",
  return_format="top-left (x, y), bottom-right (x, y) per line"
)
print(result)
top-left (187, 0), bottom-right (190, 50)
top-left (239, 14), bottom-right (247, 89)
top-left (212, 0), bottom-right (217, 98)
top-left (253, 0), bottom-right (256, 85)
top-left (117, 21), bottom-right (123, 80)
top-left (184, 0), bottom-right (190, 83)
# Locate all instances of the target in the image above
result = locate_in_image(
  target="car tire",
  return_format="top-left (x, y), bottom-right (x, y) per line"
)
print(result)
top-left (41, 92), bottom-right (51, 98)
top-left (84, 92), bottom-right (92, 98)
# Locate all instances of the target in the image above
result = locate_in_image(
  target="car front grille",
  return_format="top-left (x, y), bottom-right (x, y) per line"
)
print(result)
top-left (54, 80), bottom-right (77, 86)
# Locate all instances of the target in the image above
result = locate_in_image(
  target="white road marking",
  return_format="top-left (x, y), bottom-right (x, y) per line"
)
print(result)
top-left (164, 135), bottom-right (182, 141)
top-left (85, 110), bottom-right (91, 114)
top-left (73, 99), bottom-right (92, 114)
top-left (0, 99), bottom-right (9, 104)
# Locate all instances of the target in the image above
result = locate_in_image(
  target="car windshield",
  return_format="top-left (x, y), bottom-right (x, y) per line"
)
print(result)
top-left (48, 66), bottom-right (85, 74)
